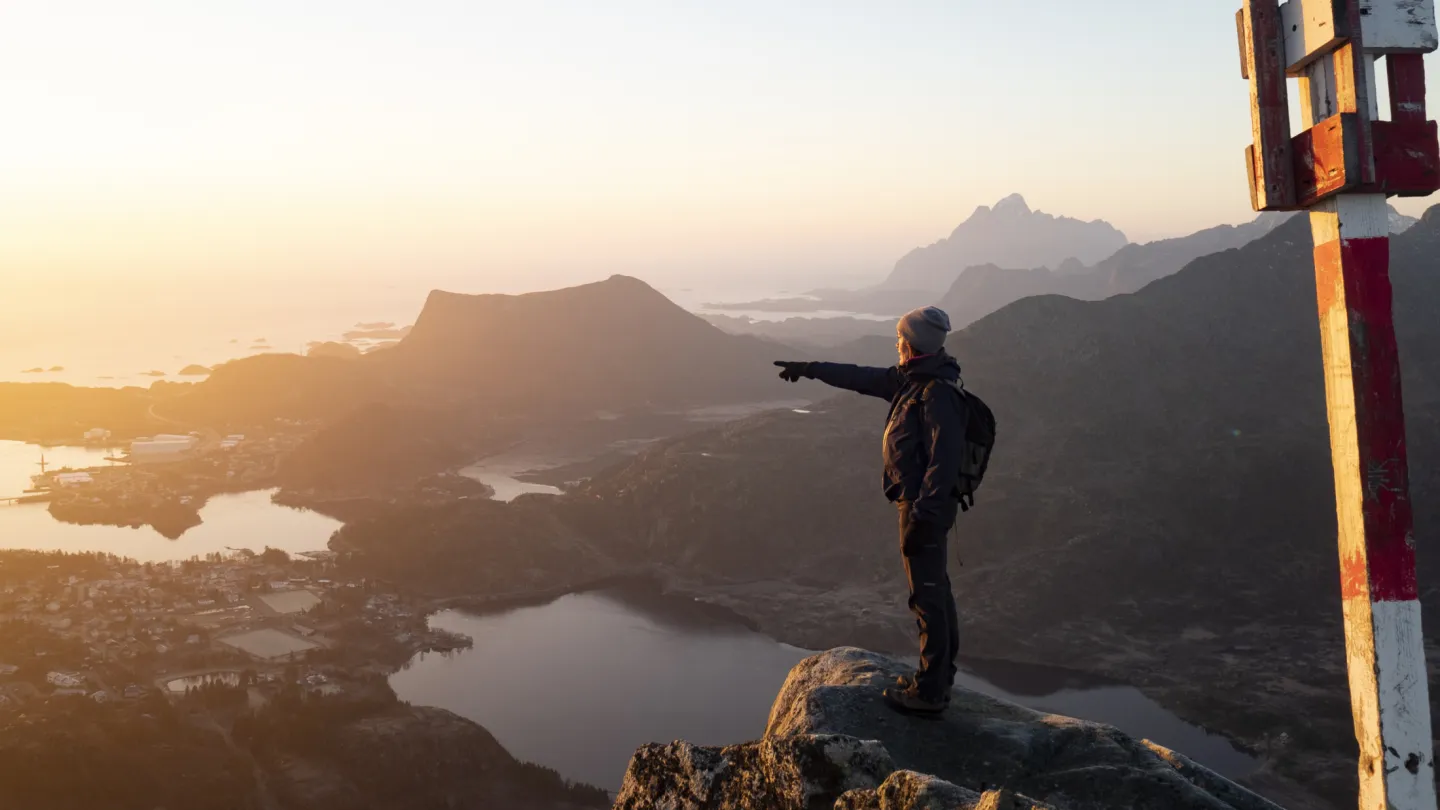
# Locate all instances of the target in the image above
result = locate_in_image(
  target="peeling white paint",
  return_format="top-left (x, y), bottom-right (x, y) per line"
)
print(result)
top-left (1360, 0), bottom-right (1439, 53)
top-left (1371, 599), bottom-right (1436, 809)
top-left (1282, 0), bottom-right (1348, 74)
top-left (1310, 194), bottom-right (1390, 243)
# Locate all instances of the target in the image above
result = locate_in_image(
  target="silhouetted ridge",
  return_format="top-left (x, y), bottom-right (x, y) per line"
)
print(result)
top-left (882, 194), bottom-right (1128, 291)
top-left (380, 275), bottom-right (803, 410)
top-left (932, 213), bottom-right (1298, 331)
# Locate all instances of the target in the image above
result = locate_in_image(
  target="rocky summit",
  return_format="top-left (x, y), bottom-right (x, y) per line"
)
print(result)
top-left (615, 648), bottom-right (1283, 810)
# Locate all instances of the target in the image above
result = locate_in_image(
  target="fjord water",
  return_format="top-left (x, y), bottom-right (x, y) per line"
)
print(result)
top-left (0, 441), bottom-right (340, 562)
top-left (392, 591), bottom-right (1259, 792)
top-left (1, 443), bottom-right (1259, 790)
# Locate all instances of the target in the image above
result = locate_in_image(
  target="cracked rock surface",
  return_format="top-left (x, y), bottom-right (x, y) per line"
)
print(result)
top-left (614, 648), bottom-right (1287, 810)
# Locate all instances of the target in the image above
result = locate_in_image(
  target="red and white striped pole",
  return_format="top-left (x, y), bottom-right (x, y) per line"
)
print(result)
top-left (1301, 19), bottom-right (1435, 805)
top-left (1309, 191), bottom-right (1433, 809)
top-left (1240, 1), bottom-right (1439, 806)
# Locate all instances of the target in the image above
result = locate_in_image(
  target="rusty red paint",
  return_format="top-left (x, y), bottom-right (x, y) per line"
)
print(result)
top-left (1387, 53), bottom-right (1428, 125)
top-left (1243, 0), bottom-right (1296, 210)
top-left (1293, 114), bottom-right (1360, 207)
top-left (1370, 120), bottom-right (1440, 197)
top-left (1314, 234), bottom-right (1419, 603)
top-left (1340, 552), bottom-right (1370, 601)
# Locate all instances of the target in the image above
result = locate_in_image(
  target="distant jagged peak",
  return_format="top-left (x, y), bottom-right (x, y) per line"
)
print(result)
top-left (884, 196), bottom-right (1128, 290)
top-left (991, 193), bottom-right (1032, 215)
top-left (1388, 205), bottom-right (1419, 234)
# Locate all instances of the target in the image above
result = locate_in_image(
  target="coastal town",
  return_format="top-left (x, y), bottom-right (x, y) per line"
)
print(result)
top-left (16, 424), bottom-right (315, 536)
top-left (0, 547), bottom-right (470, 714)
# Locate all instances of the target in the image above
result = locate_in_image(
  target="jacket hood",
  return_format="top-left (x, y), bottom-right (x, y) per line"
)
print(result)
top-left (901, 350), bottom-right (961, 382)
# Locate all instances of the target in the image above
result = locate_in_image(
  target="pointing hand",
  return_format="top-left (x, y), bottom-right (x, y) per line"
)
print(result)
top-left (774, 361), bottom-right (809, 383)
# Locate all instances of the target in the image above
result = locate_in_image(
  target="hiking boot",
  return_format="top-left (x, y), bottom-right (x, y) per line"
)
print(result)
top-left (882, 685), bottom-right (948, 716)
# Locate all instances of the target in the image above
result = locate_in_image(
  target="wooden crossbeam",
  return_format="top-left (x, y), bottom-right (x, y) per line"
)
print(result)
top-left (1360, 0), bottom-right (1439, 52)
top-left (1242, 0), bottom-right (1297, 210)
top-left (1293, 113), bottom-right (1361, 206)
top-left (1371, 120), bottom-right (1440, 195)
top-left (1279, 0), bottom-right (1437, 72)
top-left (1375, 53), bottom-right (1440, 197)
top-left (1281, 0), bottom-right (1349, 75)
top-left (1389, 53), bottom-right (1429, 123)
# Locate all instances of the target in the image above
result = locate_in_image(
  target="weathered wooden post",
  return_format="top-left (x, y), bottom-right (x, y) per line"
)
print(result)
top-left (1238, 1), bottom-right (1440, 806)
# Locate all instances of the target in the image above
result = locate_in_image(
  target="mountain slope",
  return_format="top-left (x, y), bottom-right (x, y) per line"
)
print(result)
top-left (166, 276), bottom-right (816, 428)
top-left (882, 195), bottom-right (1127, 292)
top-left (371, 274), bottom-right (810, 411)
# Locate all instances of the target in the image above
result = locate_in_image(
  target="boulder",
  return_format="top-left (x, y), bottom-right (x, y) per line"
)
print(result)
top-left (613, 734), bottom-right (895, 810)
top-left (765, 648), bottom-right (1283, 810)
top-left (836, 771), bottom-right (1056, 810)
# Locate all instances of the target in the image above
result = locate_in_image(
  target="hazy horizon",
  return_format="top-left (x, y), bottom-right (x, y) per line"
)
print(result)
top-left (9, 3), bottom-right (1437, 295)
top-left (6, 2), bottom-right (1439, 388)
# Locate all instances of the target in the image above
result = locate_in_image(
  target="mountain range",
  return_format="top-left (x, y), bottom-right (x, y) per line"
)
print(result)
top-left (331, 207), bottom-right (1440, 808)
top-left (881, 194), bottom-right (1129, 291)
top-left (707, 201), bottom-right (1419, 345)
top-left (932, 211), bottom-right (1294, 330)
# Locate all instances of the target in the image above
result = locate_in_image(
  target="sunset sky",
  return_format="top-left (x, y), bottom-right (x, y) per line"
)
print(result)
top-left (3, 1), bottom-right (1437, 294)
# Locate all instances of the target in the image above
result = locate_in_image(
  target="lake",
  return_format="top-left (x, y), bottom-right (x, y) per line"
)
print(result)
top-left (0, 441), bottom-right (341, 562)
top-left (391, 590), bottom-right (1259, 792)
top-left (460, 455), bottom-right (564, 502)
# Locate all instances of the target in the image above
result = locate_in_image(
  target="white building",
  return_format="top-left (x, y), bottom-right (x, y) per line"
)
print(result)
top-left (84, 428), bottom-right (111, 442)
top-left (54, 472), bottom-right (93, 488)
top-left (131, 434), bottom-right (198, 458)
top-left (46, 671), bottom-right (85, 689)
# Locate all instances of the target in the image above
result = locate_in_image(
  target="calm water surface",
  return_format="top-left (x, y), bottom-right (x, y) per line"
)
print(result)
top-left (0, 441), bottom-right (121, 497)
top-left (460, 457), bottom-right (564, 502)
top-left (392, 591), bottom-right (1259, 792)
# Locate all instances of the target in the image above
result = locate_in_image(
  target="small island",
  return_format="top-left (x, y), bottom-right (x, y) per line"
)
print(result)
top-left (179, 364), bottom-right (212, 376)
top-left (141, 370), bottom-right (167, 377)
top-left (306, 342), bottom-right (361, 360)
top-left (343, 324), bottom-right (412, 341)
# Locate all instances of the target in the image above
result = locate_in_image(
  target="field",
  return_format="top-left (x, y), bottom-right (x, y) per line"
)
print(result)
top-left (218, 628), bottom-right (319, 660)
top-left (258, 589), bottom-right (321, 615)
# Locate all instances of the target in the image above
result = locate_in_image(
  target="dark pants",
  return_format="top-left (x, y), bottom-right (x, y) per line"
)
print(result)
top-left (897, 501), bottom-right (959, 700)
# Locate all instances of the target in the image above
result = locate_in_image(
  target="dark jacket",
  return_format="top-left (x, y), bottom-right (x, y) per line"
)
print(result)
top-left (804, 352), bottom-right (968, 525)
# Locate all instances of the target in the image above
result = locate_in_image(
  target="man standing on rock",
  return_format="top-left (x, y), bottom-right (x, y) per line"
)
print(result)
top-left (774, 306), bottom-right (967, 715)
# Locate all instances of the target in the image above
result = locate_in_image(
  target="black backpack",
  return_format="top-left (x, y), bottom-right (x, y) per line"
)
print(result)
top-left (933, 379), bottom-right (997, 512)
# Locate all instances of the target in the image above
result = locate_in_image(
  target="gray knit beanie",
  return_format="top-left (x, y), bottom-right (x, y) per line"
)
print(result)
top-left (896, 306), bottom-right (951, 354)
